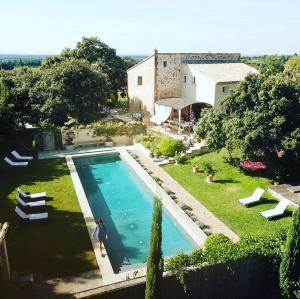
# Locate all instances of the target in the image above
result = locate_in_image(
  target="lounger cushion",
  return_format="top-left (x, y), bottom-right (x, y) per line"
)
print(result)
top-left (11, 150), bottom-right (33, 160)
top-left (239, 187), bottom-right (265, 206)
top-left (260, 200), bottom-right (290, 219)
top-left (16, 195), bottom-right (46, 207)
top-left (17, 188), bottom-right (47, 199)
top-left (4, 157), bottom-right (28, 167)
top-left (15, 206), bottom-right (48, 220)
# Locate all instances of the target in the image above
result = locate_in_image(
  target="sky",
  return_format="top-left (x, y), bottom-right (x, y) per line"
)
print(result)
top-left (0, 0), bottom-right (299, 56)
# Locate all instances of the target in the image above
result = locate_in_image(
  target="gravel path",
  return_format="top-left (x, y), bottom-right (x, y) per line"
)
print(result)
top-left (132, 148), bottom-right (240, 241)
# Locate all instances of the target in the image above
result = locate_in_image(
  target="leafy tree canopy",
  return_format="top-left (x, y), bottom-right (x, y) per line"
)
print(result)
top-left (285, 55), bottom-right (300, 80)
top-left (195, 71), bottom-right (300, 179)
top-left (42, 36), bottom-right (127, 100)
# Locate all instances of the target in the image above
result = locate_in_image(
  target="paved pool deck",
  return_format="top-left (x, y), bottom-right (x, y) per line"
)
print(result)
top-left (131, 145), bottom-right (239, 241)
top-left (33, 270), bottom-right (103, 299)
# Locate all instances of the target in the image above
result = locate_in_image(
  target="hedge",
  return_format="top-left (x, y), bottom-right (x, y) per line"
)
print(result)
top-left (165, 230), bottom-right (287, 290)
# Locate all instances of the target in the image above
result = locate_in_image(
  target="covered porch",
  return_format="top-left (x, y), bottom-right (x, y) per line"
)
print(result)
top-left (150, 97), bottom-right (210, 137)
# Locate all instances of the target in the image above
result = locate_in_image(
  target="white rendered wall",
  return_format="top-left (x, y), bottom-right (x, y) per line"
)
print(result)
top-left (127, 55), bottom-right (155, 115)
top-left (181, 64), bottom-right (216, 106)
top-left (214, 82), bottom-right (238, 108)
top-left (181, 64), bottom-right (196, 100)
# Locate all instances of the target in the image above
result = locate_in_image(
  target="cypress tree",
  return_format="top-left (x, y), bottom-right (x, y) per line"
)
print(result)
top-left (145, 197), bottom-right (164, 299)
top-left (280, 208), bottom-right (300, 298)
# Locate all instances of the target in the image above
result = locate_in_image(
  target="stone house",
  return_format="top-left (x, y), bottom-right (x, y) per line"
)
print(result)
top-left (127, 51), bottom-right (257, 130)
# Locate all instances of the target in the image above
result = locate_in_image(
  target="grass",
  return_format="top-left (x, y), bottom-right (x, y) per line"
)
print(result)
top-left (163, 150), bottom-right (293, 236)
top-left (0, 158), bottom-right (97, 279)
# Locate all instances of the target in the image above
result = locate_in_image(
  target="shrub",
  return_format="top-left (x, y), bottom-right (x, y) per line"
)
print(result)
top-left (145, 198), bottom-right (164, 299)
top-left (165, 230), bottom-right (287, 291)
top-left (202, 161), bottom-right (218, 176)
top-left (204, 234), bottom-right (232, 251)
top-left (280, 208), bottom-right (300, 298)
top-left (158, 138), bottom-right (183, 157)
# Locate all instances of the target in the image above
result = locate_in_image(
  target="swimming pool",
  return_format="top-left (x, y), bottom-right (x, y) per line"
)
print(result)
top-left (73, 153), bottom-right (197, 273)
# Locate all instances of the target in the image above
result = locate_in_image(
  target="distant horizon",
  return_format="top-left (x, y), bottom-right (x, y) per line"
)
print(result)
top-left (0, 52), bottom-right (297, 58)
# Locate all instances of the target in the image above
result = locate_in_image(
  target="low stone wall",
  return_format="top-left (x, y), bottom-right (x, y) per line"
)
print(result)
top-left (75, 256), bottom-right (282, 299)
top-left (61, 128), bottom-right (133, 147)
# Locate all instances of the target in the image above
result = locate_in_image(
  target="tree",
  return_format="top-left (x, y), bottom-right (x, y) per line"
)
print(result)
top-left (145, 198), bottom-right (164, 299)
top-left (194, 108), bottom-right (226, 152)
top-left (194, 71), bottom-right (300, 179)
top-left (36, 58), bottom-right (111, 125)
top-left (285, 56), bottom-right (300, 80)
top-left (259, 55), bottom-right (287, 76)
top-left (280, 208), bottom-right (300, 298)
top-left (226, 73), bottom-right (299, 174)
top-left (42, 36), bottom-right (127, 103)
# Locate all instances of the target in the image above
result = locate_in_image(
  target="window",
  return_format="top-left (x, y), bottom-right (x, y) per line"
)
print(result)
top-left (183, 75), bottom-right (187, 83)
top-left (222, 86), bottom-right (229, 93)
top-left (193, 77), bottom-right (196, 84)
top-left (137, 76), bottom-right (143, 85)
top-left (163, 61), bottom-right (167, 67)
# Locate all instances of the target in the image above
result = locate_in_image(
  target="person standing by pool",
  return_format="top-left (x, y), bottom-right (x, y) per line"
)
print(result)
top-left (93, 219), bottom-right (108, 257)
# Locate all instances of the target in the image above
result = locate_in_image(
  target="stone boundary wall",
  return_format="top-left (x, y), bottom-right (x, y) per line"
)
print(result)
top-left (73, 256), bottom-right (281, 299)
top-left (61, 128), bottom-right (133, 147)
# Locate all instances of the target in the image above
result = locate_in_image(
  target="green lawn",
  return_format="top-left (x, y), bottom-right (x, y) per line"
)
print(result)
top-left (163, 150), bottom-right (292, 236)
top-left (0, 158), bottom-right (97, 279)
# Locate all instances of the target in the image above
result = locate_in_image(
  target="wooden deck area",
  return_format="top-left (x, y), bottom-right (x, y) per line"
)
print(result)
top-left (268, 184), bottom-right (300, 207)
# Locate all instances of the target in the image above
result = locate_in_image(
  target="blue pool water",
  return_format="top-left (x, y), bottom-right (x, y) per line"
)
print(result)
top-left (73, 153), bottom-right (197, 273)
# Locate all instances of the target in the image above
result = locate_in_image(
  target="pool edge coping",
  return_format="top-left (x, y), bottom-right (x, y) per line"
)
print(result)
top-left (66, 146), bottom-right (207, 285)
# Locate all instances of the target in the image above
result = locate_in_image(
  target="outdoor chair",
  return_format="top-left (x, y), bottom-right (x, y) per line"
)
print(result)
top-left (4, 157), bottom-right (28, 167)
top-left (260, 200), bottom-right (290, 220)
top-left (239, 187), bottom-right (265, 207)
top-left (132, 112), bottom-right (143, 121)
top-left (287, 185), bottom-right (300, 193)
top-left (11, 150), bottom-right (33, 161)
top-left (15, 206), bottom-right (48, 220)
top-left (16, 195), bottom-right (46, 207)
top-left (17, 188), bottom-right (47, 200)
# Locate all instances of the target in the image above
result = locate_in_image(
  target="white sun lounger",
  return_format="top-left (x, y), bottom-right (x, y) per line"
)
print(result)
top-left (16, 195), bottom-right (46, 207)
top-left (287, 185), bottom-right (300, 193)
top-left (4, 157), bottom-right (28, 167)
top-left (239, 187), bottom-right (265, 206)
top-left (17, 188), bottom-right (47, 199)
top-left (11, 150), bottom-right (33, 161)
top-left (260, 200), bottom-right (290, 220)
top-left (15, 206), bottom-right (48, 220)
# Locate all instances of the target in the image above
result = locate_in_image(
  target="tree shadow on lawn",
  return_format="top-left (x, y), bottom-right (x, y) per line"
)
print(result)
top-left (8, 205), bottom-right (98, 280)
top-left (0, 158), bottom-right (71, 200)
top-left (0, 158), bottom-right (98, 277)
top-left (213, 178), bottom-right (240, 184)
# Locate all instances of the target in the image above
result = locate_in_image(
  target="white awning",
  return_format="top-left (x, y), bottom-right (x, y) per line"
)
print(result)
top-left (150, 104), bottom-right (172, 125)
top-left (155, 98), bottom-right (199, 110)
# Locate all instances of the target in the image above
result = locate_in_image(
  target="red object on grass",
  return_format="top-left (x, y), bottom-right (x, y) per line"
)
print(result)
top-left (240, 161), bottom-right (266, 171)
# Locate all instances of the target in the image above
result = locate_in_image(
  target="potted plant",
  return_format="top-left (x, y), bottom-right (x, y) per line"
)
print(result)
top-left (64, 129), bottom-right (76, 150)
top-left (153, 148), bottom-right (161, 158)
top-left (202, 161), bottom-right (218, 183)
top-left (62, 117), bottom-right (78, 150)
top-left (174, 151), bottom-right (182, 165)
top-left (192, 163), bottom-right (199, 173)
